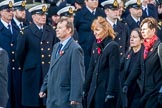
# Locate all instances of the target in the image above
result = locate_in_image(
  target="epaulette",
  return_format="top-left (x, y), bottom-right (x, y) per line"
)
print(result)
top-left (158, 21), bottom-right (162, 26)
top-left (119, 18), bottom-right (127, 25)
top-left (158, 21), bottom-right (162, 30)
top-left (20, 26), bottom-right (28, 35)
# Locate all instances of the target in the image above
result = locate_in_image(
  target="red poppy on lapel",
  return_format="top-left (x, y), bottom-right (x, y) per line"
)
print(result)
top-left (97, 39), bottom-right (102, 55)
top-left (59, 50), bottom-right (64, 55)
top-left (126, 54), bottom-right (130, 59)
top-left (97, 47), bottom-right (101, 55)
top-left (150, 48), bottom-right (153, 52)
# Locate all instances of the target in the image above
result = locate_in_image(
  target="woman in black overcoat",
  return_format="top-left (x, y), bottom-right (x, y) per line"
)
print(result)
top-left (120, 28), bottom-right (143, 108)
top-left (83, 16), bottom-right (120, 108)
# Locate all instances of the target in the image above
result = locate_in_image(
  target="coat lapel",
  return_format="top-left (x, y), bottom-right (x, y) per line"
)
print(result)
top-left (51, 38), bottom-right (73, 68)
top-left (41, 25), bottom-right (50, 41)
top-left (125, 51), bottom-right (133, 71)
top-left (30, 23), bottom-right (42, 39)
top-left (0, 20), bottom-right (12, 38)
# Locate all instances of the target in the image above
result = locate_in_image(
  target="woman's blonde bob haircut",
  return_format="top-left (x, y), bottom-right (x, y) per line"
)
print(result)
top-left (91, 16), bottom-right (116, 39)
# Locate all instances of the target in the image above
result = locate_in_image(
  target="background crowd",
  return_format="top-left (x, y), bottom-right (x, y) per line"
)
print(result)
top-left (1, 0), bottom-right (162, 108)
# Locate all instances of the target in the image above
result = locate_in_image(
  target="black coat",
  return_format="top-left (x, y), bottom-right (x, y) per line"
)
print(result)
top-left (113, 20), bottom-right (130, 58)
top-left (120, 48), bottom-right (142, 108)
top-left (124, 15), bottom-right (143, 34)
top-left (0, 20), bottom-right (23, 108)
top-left (83, 37), bottom-right (120, 108)
top-left (15, 23), bottom-right (57, 107)
top-left (124, 40), bottom-right (162, 108)
top-left (142, 4), bottom-right (158, 19)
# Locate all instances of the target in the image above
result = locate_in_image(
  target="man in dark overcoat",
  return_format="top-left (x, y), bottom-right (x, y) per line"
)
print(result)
top-left (101, 0), bottom-right (130, 58)
top-left (15, 3), bottom-right (57, 108)
top-left (0, 0), bottom-right (24, 108)
top-left (142, 0), bottom-right (158, 19)
top-left (124, 0), bottom-right (143, 34)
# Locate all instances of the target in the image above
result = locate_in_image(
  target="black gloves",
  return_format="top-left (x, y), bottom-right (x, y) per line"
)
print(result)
top-left (158, 86), bottom-right (162, 105)
top-left (122, 85), bottom-right (128, 94)
top-left (105, 95), bottom-right (115, 103)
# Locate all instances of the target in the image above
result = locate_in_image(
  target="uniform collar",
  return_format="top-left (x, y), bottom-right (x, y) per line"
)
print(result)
top-left (0, 18), bottom-right (11, 29)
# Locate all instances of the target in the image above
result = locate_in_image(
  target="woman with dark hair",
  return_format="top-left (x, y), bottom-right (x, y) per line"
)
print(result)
top-left (83, 16), bottom-right (120, 108)
top-left (120, 28), bottom-right (143, 108)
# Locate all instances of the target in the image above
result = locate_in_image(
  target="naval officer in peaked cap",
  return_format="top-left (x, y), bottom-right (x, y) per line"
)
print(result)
top-left (124, 0), bottom-right (144, 34)
top-left (57, 5), bottom-right (79, 42)
top-left (13, 0), bottom-right (31, 30)
top-left (15, 3), bottom-right (57, 108)
top-left (0, 0), bottom-right (24, 108)
top-left (101, 0), bottom-right (130, 58)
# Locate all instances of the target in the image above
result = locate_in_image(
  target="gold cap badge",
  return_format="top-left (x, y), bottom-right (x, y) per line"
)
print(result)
top-left (113, 0), bottom-right (119, 7)
top-left (42, 5), bottom-right (47, 12)
top-left (21, 1), bottom-right (26, 7)
top-left (68, 7), bottom-right (73, 14)
top-left (9, 1), bottom-right (13, 8)
top-left (137, 0), bottom-right (141, 6)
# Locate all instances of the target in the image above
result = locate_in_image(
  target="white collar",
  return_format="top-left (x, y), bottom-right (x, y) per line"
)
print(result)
top-left (60, 37), bottom-right (71, 50)
top-left (36, 24), bottom-right (43, 30)
top-left (106, 17), bottom-right (117, 27)
top-left (0, 18), bottom-right (11, 29)
top-left (13, 17), bottom-right (22, 28)
top-left (131, 15), bottom-right (140, 23)
top-left (86, 6), bottom-right (96, 14)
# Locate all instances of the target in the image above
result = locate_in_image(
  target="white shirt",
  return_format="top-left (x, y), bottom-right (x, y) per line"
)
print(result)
top-left (13, 17), bottom-right (23, 29)
top-left (106, 17), bottom-right (117, 27)
top-left (86, 6), bottom-right (96, 14)
top-left (0, 19), bottom-right (13, 33)
top-left (60, 37), bottom-right (71, 50)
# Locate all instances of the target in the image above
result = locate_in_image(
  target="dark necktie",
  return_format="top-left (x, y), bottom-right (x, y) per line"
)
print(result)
top-left (40, 28), bottom-right (43, 32)
top-left (143, 8), bottom-right (148, 17)
top-left (113, 24), bottom-right (117, 29)
top-left (137, 21), bottom-right (140, 26)
top-left (39, 28), bottom-right (43, 37)
top-left (92, 11), bottom-right (95, 15)
top-left (20, 23), bottom-right (23, 29)
top-left (55, 43), bottom-right (63, 58)
top-left (8, 24), bottom-right (12, 34)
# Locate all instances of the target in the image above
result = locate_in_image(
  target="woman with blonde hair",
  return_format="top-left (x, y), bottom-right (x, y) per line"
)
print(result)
top-left (83, 16), bottom-right (120, 108)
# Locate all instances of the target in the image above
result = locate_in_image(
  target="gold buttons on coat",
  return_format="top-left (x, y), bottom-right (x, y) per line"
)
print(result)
top-left (12, 67), bottom-right (15, 70)
top-left (10, 43), bottom-right (13, 46)
top-left (41, 55), bottom-right (44, 58)
top-left (18, 67), bottom-right (21, 70)
top-left (12, 59), bottom-right (15, 62)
